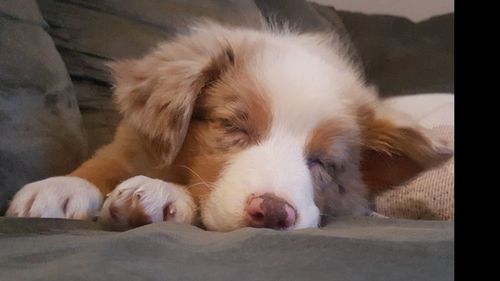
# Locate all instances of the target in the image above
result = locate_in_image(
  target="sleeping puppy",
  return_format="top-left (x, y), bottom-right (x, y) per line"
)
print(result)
top-left (6, 22), bottom-right (452, 231)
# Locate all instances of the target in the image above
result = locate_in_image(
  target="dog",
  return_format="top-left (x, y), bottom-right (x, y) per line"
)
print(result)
top-left (5, 21), bottom-right (453, 231)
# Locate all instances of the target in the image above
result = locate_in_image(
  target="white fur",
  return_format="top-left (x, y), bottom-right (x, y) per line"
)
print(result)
top-left (100, 176), bottom-right (195, 228)
top-left (6, 176), bottom-right (102, 219)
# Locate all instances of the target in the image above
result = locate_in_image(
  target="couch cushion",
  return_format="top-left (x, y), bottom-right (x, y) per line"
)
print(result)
top-left (0, 0), bottom-right (87, 213)
top-left (335, 12), bottom-right (454, 97)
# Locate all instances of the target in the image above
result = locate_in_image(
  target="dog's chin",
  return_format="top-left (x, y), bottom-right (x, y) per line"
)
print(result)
top-left (293, 205), bottom-right (321, 230)
top-left (201, 207), bottom-right (245, 232)
top-left (200, 187), bottom-right (247, 232)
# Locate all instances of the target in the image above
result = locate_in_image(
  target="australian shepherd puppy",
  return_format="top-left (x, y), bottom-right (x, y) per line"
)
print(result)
top-left (6, 21), bottom-right (452, 231)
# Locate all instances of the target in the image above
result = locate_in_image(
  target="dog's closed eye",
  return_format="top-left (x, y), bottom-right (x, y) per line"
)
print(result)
top-left (219, 118), bottom-right (247, 135)
top-left (307, 156), bottom-right (348, 195)
top-left (308, 157), bottom-right (336, 182)
top-left (306, 157), bottom-right (324, 169)
top-left (307, 157), bottom-right (341, 174)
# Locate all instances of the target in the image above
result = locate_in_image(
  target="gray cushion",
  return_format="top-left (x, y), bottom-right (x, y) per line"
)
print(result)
top-left (0, 0), bottom-right (87, 213)
top-left (0, 216), bottom-right (454, 281)
top-left (335, 11), bottom-right (454, 97)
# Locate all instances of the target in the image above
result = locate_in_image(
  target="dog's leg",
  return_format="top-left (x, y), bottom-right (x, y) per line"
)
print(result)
top-left (69, 125), bottom-right (148, 196)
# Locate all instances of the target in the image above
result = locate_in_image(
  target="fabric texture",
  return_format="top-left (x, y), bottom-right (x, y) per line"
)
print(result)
top-left (0, 216), bottom-right (454, 281)
top-left (375, 94), bottom-right (454, 220)
top-left (0, 0), bottom-right (87, 213)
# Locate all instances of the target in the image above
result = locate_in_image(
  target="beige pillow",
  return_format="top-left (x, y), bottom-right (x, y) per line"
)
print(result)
top-left (374, 94), bottom-right (454, 220)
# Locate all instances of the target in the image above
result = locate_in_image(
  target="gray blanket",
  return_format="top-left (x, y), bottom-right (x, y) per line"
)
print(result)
top-left (0, 217), bottom-right (453, 281)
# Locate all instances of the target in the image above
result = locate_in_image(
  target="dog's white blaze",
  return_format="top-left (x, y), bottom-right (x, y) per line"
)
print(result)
top-left (255, 40), bottom-right (353, 133)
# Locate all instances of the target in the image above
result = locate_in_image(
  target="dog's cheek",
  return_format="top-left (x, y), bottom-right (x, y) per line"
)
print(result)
top-left (313, 183), bottom-right (337, 209)
top-left (310, 166), bottom-right (333, 213)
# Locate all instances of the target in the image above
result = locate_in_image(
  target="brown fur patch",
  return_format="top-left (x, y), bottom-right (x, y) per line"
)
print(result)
top-left (357, 106), bottom-right (427, 160)
top-left (180, 153), bottom-right (228, 206)
top-left (194, 71), bottom-right (272, 148)
top-left (356, 105), bottom-right (451, 196)
top-left (108, 196), bottom-right (152, 228)
top-left (361, 149), bottom-right (423, 196)
top-left (70, 124), bottom-right (158, 195)
top-left (109, 42), bottom-right (239, 166)
top-left (127, 205), bottom-right (152, 227)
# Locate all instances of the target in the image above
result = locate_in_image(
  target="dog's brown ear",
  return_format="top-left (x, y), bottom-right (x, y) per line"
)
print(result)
top-left (109, 40), bottom-right (235, 164)
top-left (357, 104), bottom-right (453, 197)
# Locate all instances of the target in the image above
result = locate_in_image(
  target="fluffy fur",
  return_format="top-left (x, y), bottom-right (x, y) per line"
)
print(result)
top-left (6, 21), bottom-right (453, 231)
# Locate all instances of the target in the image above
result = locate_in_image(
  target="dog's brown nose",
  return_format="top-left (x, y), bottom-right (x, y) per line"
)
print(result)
top-left (245, 193), bottom-right (297, 230)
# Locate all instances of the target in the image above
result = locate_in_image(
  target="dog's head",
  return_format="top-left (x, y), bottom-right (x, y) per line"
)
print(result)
top-left (110, 23), bottom-right (452, 231)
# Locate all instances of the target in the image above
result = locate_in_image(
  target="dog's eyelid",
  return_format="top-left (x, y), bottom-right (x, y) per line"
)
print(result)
top-left (236, 111), bottom-right (249, 121)
top-left (307, 156), bottom-right (343, 173)
top-left (327, 161), bottom-right (344, 174)
top-left (307, 157), bottom-right (325, 169)
top-left (222, 119), bottom-right (238, 129)
top-left (219, 118), bottom-right (249, 135)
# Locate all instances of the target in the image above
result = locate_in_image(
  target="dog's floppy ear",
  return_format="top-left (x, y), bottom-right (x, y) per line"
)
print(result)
top-left (109, 39), bottom-right (235, 164)
top-left (357, 104), bottom-right (453, 197)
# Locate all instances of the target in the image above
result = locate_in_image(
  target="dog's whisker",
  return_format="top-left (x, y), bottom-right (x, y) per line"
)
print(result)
top-left (176, 165), bottom-right (215, 190)
top-left (185, 182), bottom-right (205, 189)
top-left (185, 182), bottom-right (216, 190)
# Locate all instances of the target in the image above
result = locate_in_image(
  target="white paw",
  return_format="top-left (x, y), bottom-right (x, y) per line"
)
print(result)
top-left (6, 176), bottom-right (103, 220)
top-left (100, 176), bottom-right (195, 228)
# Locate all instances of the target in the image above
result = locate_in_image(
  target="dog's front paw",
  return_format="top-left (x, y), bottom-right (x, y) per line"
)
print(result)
top-left (100, 176), bottom-right (195, 228)
top-left (6, 176), bottom-right (103, 219)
